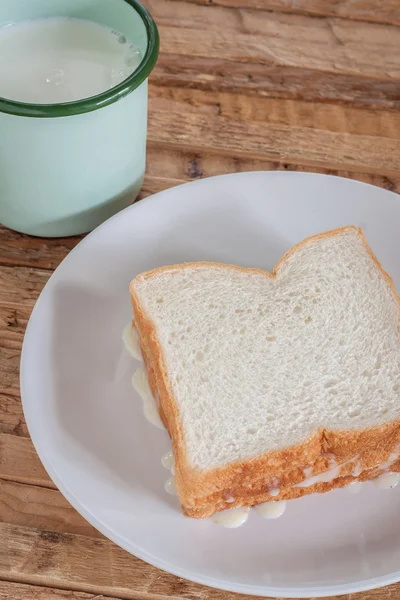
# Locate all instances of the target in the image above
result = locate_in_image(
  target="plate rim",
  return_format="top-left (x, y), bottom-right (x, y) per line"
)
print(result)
top-left (20, 171), bottom-right (400, 598)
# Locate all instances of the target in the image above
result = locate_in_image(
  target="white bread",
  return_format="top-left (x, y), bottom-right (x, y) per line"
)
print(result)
top-left (129, 227), bottom-right (400, 517)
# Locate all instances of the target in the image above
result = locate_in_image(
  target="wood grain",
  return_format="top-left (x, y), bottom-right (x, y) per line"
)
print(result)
top-left (0, 580), bottom-right (118, 600)
top-left (0, 434), bottom-right (53, 488)
top-left (2, 522), bottom-right (400, 600)
top-left (0, 395), bottom-right (28, 437)
top-left (154, 54), bottom-right (400, 109)
top-left (156, 24), bottom-right (400, 82)
top-left (148, 97), bottom-right (400, 174)
top-left (0, 480), bottom-right (100, 539)
top-left (0, 267), bottom-right (50, 309)
top-left (0, 523), bottom-right (248, 600)
top-left (176, 0), bottom-right (400, 26)
top-left (150, 85), bottom-right (400, 137)
top-left (144, 0), bottom-right (400, 109)
top-left (145, 146), bottom-right (400, 192)
top-left (149, 0), bottom-right (400, 41)
top-left (147, 0), bottom-right (400, 73)
top-left (0, 305), bottom-right (34, 396)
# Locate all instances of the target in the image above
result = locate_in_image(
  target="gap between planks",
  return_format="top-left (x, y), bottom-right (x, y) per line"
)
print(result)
top-left (0, 579), bottom-right (121, 600)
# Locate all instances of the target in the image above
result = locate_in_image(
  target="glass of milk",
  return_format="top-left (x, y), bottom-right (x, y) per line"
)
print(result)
top-left (0, 0), bottom-right (159, 236)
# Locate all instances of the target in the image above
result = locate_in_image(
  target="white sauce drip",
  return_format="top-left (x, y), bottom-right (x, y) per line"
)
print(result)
top-left (211, 507), bottom-right (249, 528)
top-left (347, 481), bottom-right (362, 494)
top-left (132, 366), bottom-right (165, 430)
top-left (165, 477), bottom-right (178, 495)
top-left (373, 472), bottom-right (400, 490)
top-left (122, 323), bottom-right (142, 360)
top-left (162, 451), bottom-right (176, 491)
top-left (254, 501), bottom-right (287, 519)
top-left (162, 451), bottom-right (174, 470)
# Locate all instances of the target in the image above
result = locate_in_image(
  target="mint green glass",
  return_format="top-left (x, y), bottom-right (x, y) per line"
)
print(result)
top-left (0, 0), bottom-right (159, 237)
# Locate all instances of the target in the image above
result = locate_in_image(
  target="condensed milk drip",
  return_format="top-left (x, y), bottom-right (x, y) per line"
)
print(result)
top-left (164, 477), bottom-right (178, 495)
top-left (373, 472), bottom-right (400, 489)
top-left (132, 366), bottom-right (165, 430)
top-left (211, 507), bottom-right (249, 528)
top-left (347, 481), bottom-right (362, 494)
top-left (254, 500), bottom-right (287, 519)
top-left (162, 451), bottom-right (174, 471)
top-left (122, 323), bottom-right (142, 360)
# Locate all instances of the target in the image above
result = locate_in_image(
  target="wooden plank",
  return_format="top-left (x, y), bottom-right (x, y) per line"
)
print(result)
top-left (0, 522), bottom-right (233, 600)
top-left (0, 304), bottom-right (37, 396)
top-left (147, 145), bottom-right (400, 193)
top-left (0, 348), bottom-right (21, 397)
top-left (0, 306), bottom-right (28, 396)
top-left (0, 523), bottom-right (231, 600)
top-left (0, 434), bottom-right (53, 489)
top-left (153, 55), bottom-right (400, 109)
top-left (0, 229), bottom-right (79, 271)
top-left (147, 97), bottom-right (400, 175)
top-left (175, 0), bottom-right (400, 26)
top-left (146, 145), bottom-right (400, 193)
top-left (0, 580), bottom-right (119, 600)
top-left (145, 3), bottom-right (400, 81)
top-left (0, 480), bottom-right (100, 539)
top-left (0, 395), bottom-right (28, 438)
top-left (156, 24), bottom-right (400, 82)
top-left (0, 267), bottom-right (49, 309)
top-left (0, 349), bottom-right (21, 396)
top-left (149, 85), bottom-right (400, 138)
top-left (146, 2), bottom-right (400, 107)
top-left (0, 305), bottom-right (29, 345)
top-left (148, 0), bottom-right (400, 31)
top-left (1, 522), bottom-right (400, 600)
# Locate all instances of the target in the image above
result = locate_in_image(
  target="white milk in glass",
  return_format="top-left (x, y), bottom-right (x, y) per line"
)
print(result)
top-left (0, 11), bottom-right (155, 237)
top-left (0, 17), bottom-right (142, 103)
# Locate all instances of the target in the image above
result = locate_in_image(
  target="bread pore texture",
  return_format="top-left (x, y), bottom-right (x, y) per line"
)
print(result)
top-left (129, 226), bottom-right (400, 518)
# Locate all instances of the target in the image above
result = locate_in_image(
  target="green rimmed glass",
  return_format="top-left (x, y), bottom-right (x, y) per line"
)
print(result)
top-left (0, 0), bottom-right (159, 236)
top-left (0, 0), bottom-right (159, 118)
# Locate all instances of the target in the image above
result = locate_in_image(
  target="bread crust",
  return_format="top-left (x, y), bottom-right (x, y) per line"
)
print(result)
top-left (129, 226), bottom-right (400, 518)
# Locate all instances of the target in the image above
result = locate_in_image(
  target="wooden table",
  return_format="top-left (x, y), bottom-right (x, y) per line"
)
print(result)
top-left (1, 1), bottom-right (400, 598)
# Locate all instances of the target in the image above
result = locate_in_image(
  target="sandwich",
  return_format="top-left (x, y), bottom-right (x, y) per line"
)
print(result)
top-left (129, 226), bottom-right (400, 518)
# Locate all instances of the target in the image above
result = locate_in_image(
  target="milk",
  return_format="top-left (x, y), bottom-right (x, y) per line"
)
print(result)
top-left (0, 3), bottom-right (158, 237)
top-left (0, 17), bottom-right (142, 104)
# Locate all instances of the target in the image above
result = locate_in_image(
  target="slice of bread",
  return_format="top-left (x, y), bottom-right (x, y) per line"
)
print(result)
top-left (129, 227), bottom-right (400, 517)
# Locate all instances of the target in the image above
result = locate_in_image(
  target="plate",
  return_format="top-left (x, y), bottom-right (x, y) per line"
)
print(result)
top-left (21, 172), bottom-right (400, 597)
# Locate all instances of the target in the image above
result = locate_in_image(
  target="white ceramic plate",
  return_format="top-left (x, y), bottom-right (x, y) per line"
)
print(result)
top-left (21, 172), bottom-right (400, 598)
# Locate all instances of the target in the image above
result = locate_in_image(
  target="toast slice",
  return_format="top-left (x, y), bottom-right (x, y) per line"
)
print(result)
top-left (129, 227), bottom-right (400, 518)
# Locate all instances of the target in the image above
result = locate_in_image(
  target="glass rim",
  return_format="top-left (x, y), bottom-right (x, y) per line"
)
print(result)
top-left (0, 0), bottom-right (159, 118)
